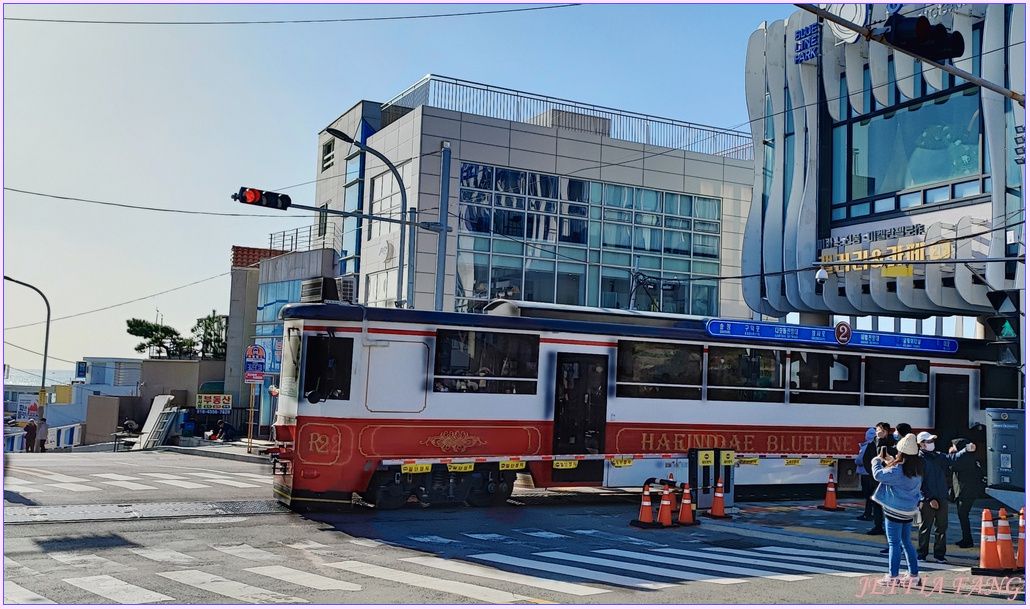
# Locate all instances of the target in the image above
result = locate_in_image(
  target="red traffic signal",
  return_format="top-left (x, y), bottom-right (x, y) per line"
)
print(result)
top-left (232, 187), bottom-right (291, 211)
top-left (884, 14), bottom-right (964, 62)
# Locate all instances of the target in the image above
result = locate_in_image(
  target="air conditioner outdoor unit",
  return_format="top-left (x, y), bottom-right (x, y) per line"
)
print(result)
top-left (300, 277), bottom-right (339, 303)
top-left (335, 276), bottom-right (357, 303)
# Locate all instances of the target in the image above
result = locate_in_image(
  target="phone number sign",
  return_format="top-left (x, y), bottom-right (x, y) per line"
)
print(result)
top-left (245, 344), bottom-right (266, 384)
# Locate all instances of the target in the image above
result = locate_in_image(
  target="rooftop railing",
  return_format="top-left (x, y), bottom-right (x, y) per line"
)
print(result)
top-left (381, 74), bottom-right (753, 161)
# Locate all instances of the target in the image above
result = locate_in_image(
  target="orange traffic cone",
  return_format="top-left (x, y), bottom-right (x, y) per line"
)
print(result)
top-left (705, 477), bottom-right (732, 519)
top-left (667, 474), bottom-right (679, 512)
top-left (996, 508), bottom-right (1018, 571)
top-left (977, 509), bottom-right (1003, 571)
top-left (630, 483), bottom-right (664, 529)
top-left (1017, 508), bottom-right (1025, 570)
top-left (656, 485), bottom-right (676, 526)
top-left (678, 483), bottom-right (699, 526)
top-left (817, 473), bottom-right (844, 511)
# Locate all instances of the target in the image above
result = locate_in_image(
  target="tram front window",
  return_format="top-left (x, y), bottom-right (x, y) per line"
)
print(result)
top-left (304, 336), bottom-right (354, 403)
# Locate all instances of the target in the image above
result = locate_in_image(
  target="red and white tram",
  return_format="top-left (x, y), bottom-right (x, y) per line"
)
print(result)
top-left (269, 300), bottom-right (992, 511)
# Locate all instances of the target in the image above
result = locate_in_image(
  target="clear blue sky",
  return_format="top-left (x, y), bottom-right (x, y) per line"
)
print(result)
top-left (3, 2), bottom-right (798, 378)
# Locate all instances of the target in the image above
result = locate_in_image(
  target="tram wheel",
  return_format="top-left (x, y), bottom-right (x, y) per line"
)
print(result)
top-left (375, 485), bottom-right (411, 510)
top-left (465, 487), bottom-right (495, 507)
top-left (494, 471), bottom-right (517, 503)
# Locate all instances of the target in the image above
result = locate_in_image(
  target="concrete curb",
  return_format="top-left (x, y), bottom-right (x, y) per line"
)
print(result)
top-left (157, 446), bottom-right (271, 465)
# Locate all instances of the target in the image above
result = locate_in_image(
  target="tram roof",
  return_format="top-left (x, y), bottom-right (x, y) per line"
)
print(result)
top-left (279, 301), bottom-right (992, 361)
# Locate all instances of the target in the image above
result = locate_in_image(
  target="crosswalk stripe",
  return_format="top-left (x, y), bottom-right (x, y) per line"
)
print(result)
top-left (93, 474), bottom-right (142, 481)
top-left (706, 547), bottom-right (879, 574)
top-left (157, 569), bottom-right (307, 603)
top-left (4, 556), bottom-right (41, 577)
top-left (45, 483), bottom-right (102, 492)
top-left (99, 481), bottom-right (159, 491)
top-left (535, 551), bottom-right (745, 585)
top-left (408, 535), bottom-right (457, 544)
top-left (596, 549), bottom-right (810, 582)
top-left (326, 560), bottom-right (533, 604)
top-left (129, 548), bottom-right (197, 564)
top-left (463, 533), bottom-right (512, 542)
top-left (347, 539), bottom-right (385, 548)
top-left (3, 477), bottom-right (39, 485)
top-left (245, 565), bottom-right (362, 591)
top-left (3, 484), bottom-right (43, 493)
top-left (151, 480), bottom-right (211, 489)
top-left (213, 479), bottom-right (261, 488)
top-left (402, 556), bottom-right (608, 596)
top-left (288, 540), bottom-right (328, 551)
top-left (140, 473), bottom-right (188, 480)
top-left (33, 472), bottom-right (90, 483)
top-left (48, 553), bottom-right (134, 572)
top-left (211, 544), bottom-right (278, 561)
top-left (747, 546), bottom-right (955, 571)
top-left (234, 473), bottom-right (271, 481)
top-left (63, 574), bottom-right (174, 603)
top-left (514, 530), bottom-right (569, 539)
top-left (2, 582), bottom-right (55, 604)
top-left (470, 553), bottom-right (676, 590)
top-left (569, 529), bottom-right (667, 548)
top-left (653, 548), bottom-right (860, 577)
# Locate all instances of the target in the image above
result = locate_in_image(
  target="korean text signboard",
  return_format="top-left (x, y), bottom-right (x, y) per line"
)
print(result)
top-left (196, 394), bottom-right (233, 415)
top-left (706, 319), bottom-right (958, 353)
top-left (245, 344), bottom-right (266, 384)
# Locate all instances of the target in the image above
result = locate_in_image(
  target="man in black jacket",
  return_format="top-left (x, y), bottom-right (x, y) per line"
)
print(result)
top-left (861, 421), bottom-right (895, 536)
top-left (916, 431), bottom-right (950, 562)
top-left (948, 438), bottom-right (982, 548)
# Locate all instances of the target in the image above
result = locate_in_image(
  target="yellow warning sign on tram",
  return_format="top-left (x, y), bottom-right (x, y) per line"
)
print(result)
top-left (737, 457), bottom-right (760, 466)
top-left (552, 460), bottom-right (578, 469)
top-left (610, 458), bottom-right (634, 467)
top-left (697, 450), bottom-right (715, 467)
top-left (819, 458), bottom-right (837, 466)
top-left (721, 451), bottom-right (736, 466)
top-left (784, 458), bottom-right (801, 466)
top-left (446, 462), bottom-right (474, 473)
top-left (401, 463), bottom-right (432, 474)
top-left (499, 460), bottom-right (526, 470)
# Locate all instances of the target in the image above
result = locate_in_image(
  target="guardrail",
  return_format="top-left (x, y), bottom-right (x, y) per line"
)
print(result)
top-left (3, 424), bottom-right (83, 452)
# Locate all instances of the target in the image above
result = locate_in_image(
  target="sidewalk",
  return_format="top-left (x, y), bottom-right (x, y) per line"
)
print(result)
top-left (158, 438), bottom-right (275, 465)
top-left (728, 496), bottom-right (1018, 566)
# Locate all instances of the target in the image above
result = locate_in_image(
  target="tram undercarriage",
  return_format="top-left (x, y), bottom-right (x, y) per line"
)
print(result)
top-left (363, 465), bottom-right (518, 510)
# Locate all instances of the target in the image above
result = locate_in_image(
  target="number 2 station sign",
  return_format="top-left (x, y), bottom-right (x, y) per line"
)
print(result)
top-left (706, 319), bottom-right (958, 353)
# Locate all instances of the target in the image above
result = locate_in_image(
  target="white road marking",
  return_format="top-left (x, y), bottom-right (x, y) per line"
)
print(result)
top-left (4, 556), bottom-right (41, 577)
top-left (63, 575), bottom-right (174, 603)
top-left (471, 553), bottom-right (676, 590)
top-left (245, 565), bottom-right (362, 591)
top-left (140, 473), bottom-right (188, 480)
top-left (402, 556), bottom-right (608, 596)
top-left (463, 533), bottom-right (512, 542)
top-left (514, 529), bottom-right (569, 539)
top-left (99, 481), bottom-right (159, 491)
top-left (706, 547), bottom-right (877, 574)
top-left (326, 560), bottom-right (532, 604)
top-left (32, 472), bottom-right (91, 483)
top-left (288, 540), bottom-right (329, 550)
top-left (211, 479), bottom-right (261, 488)
top-left (408, 535), bottom-right (457, 544)
top-left (45, 483), bottom-right (102, 492)
top-left (234, 473), bottom-right (271, 481)
top-left (347, 539), bottom-right (384, 548)
top-left (748, 546), bottom-right (955, 571)
top-left (3, 484), bottom-right (43, 494)
top-left (151, 480), bottom-right (211, 489)
top-left (48, 553), bottom-right (134, 572)
top-left (597, 549), bottom-right (810, 582)
top-left (211, 544), bottom-right (278, 561)
top-left (130, 548), bottom-right (197, 564)
top-left (569, 529), bottom-right (667, 548)
top-left (535, 551), bottom-right (745, 585)
top-left (654, 548), bottom-right (862, 577)
top-left (157, 569), bottom-right (307, 604)
top-left (3, 477), bottom-right (39, 485)
top-left (2, 582), bottom-right (55, 604)
top-left (93, 474), bottom-right (142, 481)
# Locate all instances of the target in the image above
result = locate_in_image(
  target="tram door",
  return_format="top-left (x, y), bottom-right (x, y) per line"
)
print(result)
top-left (934, 374), bottom-right (970, 450)
top-left (552, 353), bottom-right (607, 483)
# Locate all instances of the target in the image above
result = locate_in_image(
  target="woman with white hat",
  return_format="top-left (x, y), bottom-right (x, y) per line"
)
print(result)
top-left (871, 433), bottom-right (925, 586)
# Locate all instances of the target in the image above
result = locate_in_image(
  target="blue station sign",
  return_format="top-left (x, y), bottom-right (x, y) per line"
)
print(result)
top-left (705, 319), bottom-right (959, 354)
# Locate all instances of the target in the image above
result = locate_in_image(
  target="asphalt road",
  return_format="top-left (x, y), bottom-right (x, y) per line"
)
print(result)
top-left (3, 452), bottom-right (1025, 605)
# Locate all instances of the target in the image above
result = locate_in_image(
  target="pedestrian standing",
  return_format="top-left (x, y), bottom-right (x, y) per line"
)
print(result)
top-left (916, 431), bottom-right (949, 563)
top-left (862, 422), bottom-right (895, 535)
top-left (23, 419), bottom-right (37, 453)
top-left (36, 418), bottom-right (50, 453)
top-left (871, 433), bottom-right (924, 586)
top-left (947, 438), bottom-right (982, 548)
top-left (856, 427), bottom-right (877, 521)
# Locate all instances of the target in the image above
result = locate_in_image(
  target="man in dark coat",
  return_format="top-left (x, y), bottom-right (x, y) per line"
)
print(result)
top-left (947, 438), bottom-right (982, 548)
top-left (916, 431), bottom-right (950, 562)
top-left (23, 419), bottom-right (37, 453)
top-left (861, 421), bottom-right (895, 535)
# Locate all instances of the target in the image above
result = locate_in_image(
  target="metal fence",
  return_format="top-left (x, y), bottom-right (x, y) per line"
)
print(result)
top-left (267, 223), bottom-right (341, 254)
top-left (381, 74), bottom-right (753, 161)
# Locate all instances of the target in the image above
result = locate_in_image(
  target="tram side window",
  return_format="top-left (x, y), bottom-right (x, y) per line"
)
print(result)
top-left (864, 357), bottom-right (929, 408)
top-left (789, 352), bottom-right (861, 405)
top-left (433, 330), bottom-right (539, 394)
top-left (303, 336), bottom-right (355, 403)
top-left (980, 365), bottom-right (1025, 409)
top-left (707, 346), bottom-right (785, 403)
top-left (615, 340), bottom-right (702, 399)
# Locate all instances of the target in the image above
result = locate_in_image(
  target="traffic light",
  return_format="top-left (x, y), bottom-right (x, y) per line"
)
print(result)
top-left (231, 187), bottom-right (291, 211)
top-left (985, 289), bottom-right (1023, 366)
top-left (884, 14), bottom-right (964, 62)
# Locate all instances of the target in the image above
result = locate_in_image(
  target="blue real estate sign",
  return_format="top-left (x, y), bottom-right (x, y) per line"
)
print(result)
top-left (705, 319), bottom-right (958, 354)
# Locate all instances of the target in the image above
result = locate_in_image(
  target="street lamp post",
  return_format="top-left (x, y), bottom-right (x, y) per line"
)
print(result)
top-left (325, 127), bottom-right (409, 308)
top-left (4, 275), bottom-right (50, 415)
